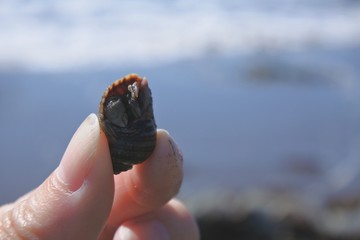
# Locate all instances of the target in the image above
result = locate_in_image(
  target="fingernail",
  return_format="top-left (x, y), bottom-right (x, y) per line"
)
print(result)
top-left (57, 113), bottom-right (100, 191)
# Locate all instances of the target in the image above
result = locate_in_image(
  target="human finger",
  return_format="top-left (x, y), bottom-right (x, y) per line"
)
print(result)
top-left (102, 130), bottom-right (183, 237)
top-left (0, 114), bottom-right (114, 240)
top-left (113, 199), bottom-right (200, 240)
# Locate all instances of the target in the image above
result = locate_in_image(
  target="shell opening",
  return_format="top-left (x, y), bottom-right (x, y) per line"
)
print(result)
top-left (128, 82), bottom-right (139, 102)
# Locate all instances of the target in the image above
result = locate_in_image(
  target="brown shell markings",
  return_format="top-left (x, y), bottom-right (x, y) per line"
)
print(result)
top-left (98, 74), bottom-right (157, 174)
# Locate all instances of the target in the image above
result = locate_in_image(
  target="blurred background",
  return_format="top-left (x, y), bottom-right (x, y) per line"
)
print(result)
top-left (1, 0), bottom-right (360, 239)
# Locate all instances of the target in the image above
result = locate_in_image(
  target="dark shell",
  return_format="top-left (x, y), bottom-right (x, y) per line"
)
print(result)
top-left (98, 74), bottom-right (157, 174)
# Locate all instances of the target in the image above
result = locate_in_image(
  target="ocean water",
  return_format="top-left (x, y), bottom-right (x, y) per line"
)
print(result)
top-left (1, 0), bottom-right (360, 211)
top-left (0, 0), bottom-right (359, 71)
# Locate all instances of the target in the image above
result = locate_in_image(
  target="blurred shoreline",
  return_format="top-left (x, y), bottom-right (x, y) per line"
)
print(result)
top-left (194, 188), bottom-right (360, 239)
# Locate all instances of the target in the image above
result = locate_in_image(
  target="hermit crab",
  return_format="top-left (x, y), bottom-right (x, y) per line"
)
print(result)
top-left (98, 74), bottom-right (157, 174)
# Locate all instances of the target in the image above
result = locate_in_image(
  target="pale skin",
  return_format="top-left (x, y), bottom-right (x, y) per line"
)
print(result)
top-left (0, 114), bottom-right (200, 240)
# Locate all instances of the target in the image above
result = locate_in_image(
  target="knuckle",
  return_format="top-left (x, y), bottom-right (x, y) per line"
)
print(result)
top-left (0, 172), bottom-right (72, 240)
top-left (44, 171), bottom-right (73, 198)
top-left (0, 201), bottom-right (39, 240)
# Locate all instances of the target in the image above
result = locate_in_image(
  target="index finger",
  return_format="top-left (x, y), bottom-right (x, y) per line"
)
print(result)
top-left (105, 129), bottom-right (183, 231)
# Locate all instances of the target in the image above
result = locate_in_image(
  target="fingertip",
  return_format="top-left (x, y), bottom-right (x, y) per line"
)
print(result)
top-left (167, 199), bottom-right (200, 240)
top-left (114, 221), bottom-right (169, 240)
top-left (156, 129), bottom-right (183, 166)
top-left (112, 199), bottom-right (200, 240)
top-left (108, 129), bottom-right (184, 228)
top-left (132, 129), bottom-right (184, 206)
top-left (157, 199), bottom-right (200, 240)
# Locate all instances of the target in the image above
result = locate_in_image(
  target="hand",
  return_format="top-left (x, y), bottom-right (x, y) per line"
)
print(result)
top-left (0, 114), bottom-right (199, 240)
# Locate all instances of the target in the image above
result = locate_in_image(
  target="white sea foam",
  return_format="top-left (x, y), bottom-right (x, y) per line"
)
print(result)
top-left (0, 0), bottom-right (359, 71)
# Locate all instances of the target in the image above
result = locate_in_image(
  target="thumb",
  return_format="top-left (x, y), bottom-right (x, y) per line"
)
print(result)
top-left (0, 113), bottom-right (114, 240)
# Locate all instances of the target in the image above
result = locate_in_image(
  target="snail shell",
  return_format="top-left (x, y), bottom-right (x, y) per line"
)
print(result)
top-left (98, 74), bottom-right (157, 174)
